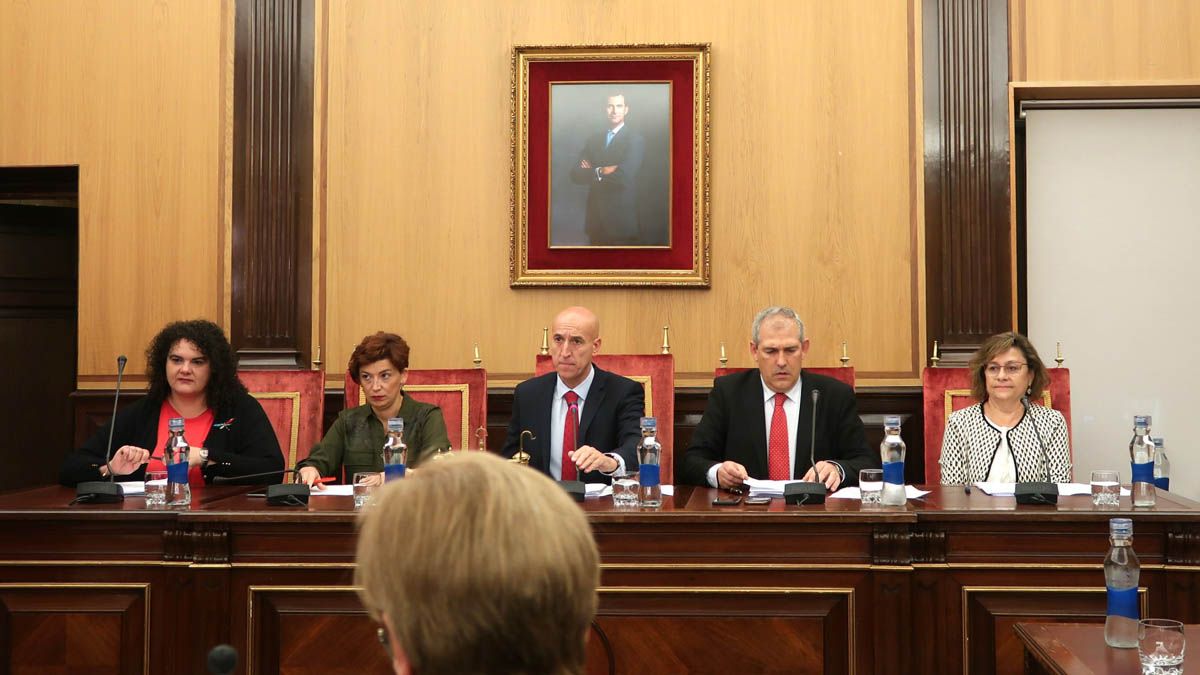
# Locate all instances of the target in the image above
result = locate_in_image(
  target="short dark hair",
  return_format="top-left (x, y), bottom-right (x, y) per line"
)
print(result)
top-left (348, 332), bottom-right (411, 383)
top-left (145, 319), bottom-right (246, 413)
top-left (968, 331), bottom-right (1051, 402)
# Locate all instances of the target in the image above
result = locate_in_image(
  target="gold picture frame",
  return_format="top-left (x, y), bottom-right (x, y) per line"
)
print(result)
top-left (510, 43), bottom-right (711, 286)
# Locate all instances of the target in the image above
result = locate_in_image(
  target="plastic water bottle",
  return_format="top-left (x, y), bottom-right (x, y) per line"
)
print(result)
top-left (879, 416), bottom-right (906, 506)
top-left (1152, 436), bottom-right (1170, 491)
top-left (637, 417), bottom-right (662, 508)
top-left (1104, 517), bottom-right (1140, 648)
top-left (382, 417), bottom-right (407, 481)
top-left (163, 417), bottom-right (191, 507)
top-left (1129, 416), bottom-right (1155, 507)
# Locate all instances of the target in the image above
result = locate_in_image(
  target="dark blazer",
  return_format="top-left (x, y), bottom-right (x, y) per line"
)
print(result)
top-left (500, 365), bottom-right (644, 484)
top-left (681, 369), bottom-right (877, 487)
top-left (569, 126), bottom-right (645, 245)
top-left (59, 392), bottom-right (284, 486)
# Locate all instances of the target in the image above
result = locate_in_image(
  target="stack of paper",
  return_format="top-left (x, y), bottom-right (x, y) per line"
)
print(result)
top-left (742, 478), bottom-right (794, 498)
top-left (830, 485), bottom-right (931, 500)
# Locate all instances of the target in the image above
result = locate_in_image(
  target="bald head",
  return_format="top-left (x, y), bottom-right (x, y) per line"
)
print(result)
top-left (551, 306), bottom-right (602, 388)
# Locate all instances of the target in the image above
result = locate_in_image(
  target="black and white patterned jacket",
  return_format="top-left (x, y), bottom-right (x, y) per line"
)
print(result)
top-left (939, 402), bottom-right (1072, 484)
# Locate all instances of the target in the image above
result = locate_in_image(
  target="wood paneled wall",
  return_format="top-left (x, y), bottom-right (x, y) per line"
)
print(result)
top-left (1012, 0), bottom-right (1200, 82)
top-left (0, 0), bottom-right (233, 388)
top-left (320, 0), bottom-right (926, 387)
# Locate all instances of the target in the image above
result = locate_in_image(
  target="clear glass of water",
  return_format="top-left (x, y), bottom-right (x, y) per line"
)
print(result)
top-left (144, 470), bottom-right (167, 509)
top-left (1139, 618), bottom-right (1185, 675)
top-left (859, 469), bottom-right (883, 506)
top-left (353, 472), bottom-right (378, 510)
top-left (612, 469), bottom-right (640, 507)
top-left (1091, 470), bottom-right (1121, 507)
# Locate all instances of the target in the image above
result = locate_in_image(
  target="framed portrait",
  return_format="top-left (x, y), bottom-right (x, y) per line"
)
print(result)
top-left (510, 44), bottom-right (711, 287)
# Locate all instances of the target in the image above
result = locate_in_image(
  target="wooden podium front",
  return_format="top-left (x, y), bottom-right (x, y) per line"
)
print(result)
top-left (1, 485), bottom-right (1198, 674)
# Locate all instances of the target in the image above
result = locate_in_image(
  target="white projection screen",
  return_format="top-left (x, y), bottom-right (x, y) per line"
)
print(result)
top-left (1024, 105), bottom-right (1200, 500)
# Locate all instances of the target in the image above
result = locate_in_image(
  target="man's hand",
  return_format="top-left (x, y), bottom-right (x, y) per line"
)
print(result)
top-left (716, 461), bottom-right (749, 489)
top-left (297, 466), bottom-right (325, 490)
top-left (600, 165), bottom-right (618, 176)
top-left (801, 461), bottom-right (843, 491)
top-left (569, 445), bottom-right (618, 475)
top-left (106, 445), bottom-right (150, 476)
top-left (579, 159), bottom-right (592, 169)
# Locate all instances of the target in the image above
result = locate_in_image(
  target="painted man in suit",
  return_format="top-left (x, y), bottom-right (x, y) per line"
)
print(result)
top-left (501, 306), bottom-right (644, 483)
top-left (569, 93), bottom-right (645, 246)
top-left (681, 306), bottom-right (877, 491)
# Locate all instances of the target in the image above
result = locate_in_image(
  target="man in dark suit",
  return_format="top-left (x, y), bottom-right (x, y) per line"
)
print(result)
top-left (681, 307), bottom-right (877, 490)
top-left (569, 93), bottom-right (645, 246)
top-left (501, 306), bottom-right (644, 483)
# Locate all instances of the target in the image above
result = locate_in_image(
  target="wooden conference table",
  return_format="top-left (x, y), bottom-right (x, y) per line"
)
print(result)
top-left (1015, 621), bottom-right (1199, 674)
top-left (1, 484), bottom-right (1198, 675)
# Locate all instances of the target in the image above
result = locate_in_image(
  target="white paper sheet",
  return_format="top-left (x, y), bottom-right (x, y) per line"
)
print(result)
top-left (586, 484), bottom-right (674, 498)
top-left (117, 481), bottom-right (145, 496)
top-left (309, 484), bottom-right (356, 496)
top-left (830, 485), bottom-right (931, 500)
top-left (973, 482), bottom-right (1131, 497)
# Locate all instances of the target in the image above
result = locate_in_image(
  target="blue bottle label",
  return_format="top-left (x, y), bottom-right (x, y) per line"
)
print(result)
top-left (384, 464), bottom-right (406, 481)
top-left (1106, 586), bottom-right (1138, 620)
top-left (167, 461), bottom-right (188, 484)
top-left (640, 464), bottom-right (660, 488)
top-left (1131, 461), bottom-right (1153, 484)
top-left (1154, 477), bottom-right (1170, 490)
top-left (882, 461), bottom-right (904, 485)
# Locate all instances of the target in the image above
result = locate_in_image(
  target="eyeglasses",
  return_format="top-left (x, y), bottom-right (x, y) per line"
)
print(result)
top-left (984, 362), bottom-right (1027, 377)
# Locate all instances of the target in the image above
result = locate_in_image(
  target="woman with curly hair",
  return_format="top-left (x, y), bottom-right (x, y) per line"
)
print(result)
top-left (60, 319), bottom-right (283, 486)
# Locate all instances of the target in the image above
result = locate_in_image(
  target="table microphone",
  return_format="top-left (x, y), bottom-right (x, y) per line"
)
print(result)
top-left (206, 644), bottom-right (238, 675)
top-left (784, 389), bottom-right (827, 505)
top-left (74, 355), bottom-right (128, 504)
top-left (1014, 396), bottom-right (1058, 505)
top-left (212, 468), bottom-right (309, 506)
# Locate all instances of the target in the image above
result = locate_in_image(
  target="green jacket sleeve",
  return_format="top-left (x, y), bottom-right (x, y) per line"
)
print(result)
top-left (410, 407), bottom-right (451, 467)
top-left (298, 414), bottom-right (348, 478)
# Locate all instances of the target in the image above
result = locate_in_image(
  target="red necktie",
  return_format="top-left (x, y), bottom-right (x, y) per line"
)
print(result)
top-left (768, 393), bottom-right (790, 480)
top-left (562, 391), bottom-right (580, 481)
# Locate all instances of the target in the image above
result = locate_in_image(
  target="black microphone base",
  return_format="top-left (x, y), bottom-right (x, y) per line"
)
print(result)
top-left (75, 481), bottom-right (124, 504)
top-left (784, 481), bottom-right (827, 505)
top-left (1014, 481), bottom-right (1059, 505)
top-left (266, 483), bottom-right (310, 506)
top-left (558, 480), bottom-right (585, 502)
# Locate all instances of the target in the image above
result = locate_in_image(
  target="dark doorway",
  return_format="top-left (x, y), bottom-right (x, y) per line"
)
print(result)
top-left (0, 166), bottom-right (78, 490)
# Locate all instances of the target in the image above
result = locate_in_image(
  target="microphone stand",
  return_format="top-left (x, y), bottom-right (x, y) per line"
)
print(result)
top-left (784, 389), bottom-right (827, 505)
top-left (74, 355), bottom-right (128, 504)
top-left (1014, 397), bottom-right (1058, 505)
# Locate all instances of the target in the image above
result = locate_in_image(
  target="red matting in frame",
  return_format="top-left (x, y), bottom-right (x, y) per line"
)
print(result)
top-left (525, 59), bottom-right (695, 270)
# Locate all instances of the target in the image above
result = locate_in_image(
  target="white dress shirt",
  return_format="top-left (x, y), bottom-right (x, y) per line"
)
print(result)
top-left (984, 417), bottom-right (1017, 483)
top-left (548, 366), bottom-right (626, 480)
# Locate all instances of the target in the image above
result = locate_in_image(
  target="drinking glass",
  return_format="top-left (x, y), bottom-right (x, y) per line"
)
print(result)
top-left (1091, 470), bottom-right (1120, 507)
top-left (144, 470), bottom-right (168, 509)
top-left (859, 469), bottom-right (883, 505)
top-left (353, 472), bottom-right (379, 510)
top-left (612, 468), bottom-right (640, 507)
top-left (1138, 618), bottom-right (1185, 675)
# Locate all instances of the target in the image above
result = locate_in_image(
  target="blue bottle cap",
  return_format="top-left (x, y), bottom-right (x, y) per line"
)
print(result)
top-left (388, 417), bottom-right (404, 433)
top-left (640, 417), bottom-right (657, 429)
top-left (1134, 415), bottom-right (1151, 427)
top-left (1109, 518), bottom-right (1133, 536)
top-left (884, 415), bottom-right (901, 428)
top-left (1151, 437), bottom-right (1164, 449)
top-left (168, 417), bottom-right (184, 432)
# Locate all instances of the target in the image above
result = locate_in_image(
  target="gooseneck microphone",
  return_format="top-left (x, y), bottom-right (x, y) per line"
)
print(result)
top-left (73, 355), bottom-right (129, 504)
top-left (784, 389), bottom-right (827, 505)
top-left (1014, 396), bottom-right (1059, 505)
top-left (212, 468), bottom-right (310, 506)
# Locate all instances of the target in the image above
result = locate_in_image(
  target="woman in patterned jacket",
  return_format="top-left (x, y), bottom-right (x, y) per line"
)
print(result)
top-left (939, 332), bottom-right (1071, 484)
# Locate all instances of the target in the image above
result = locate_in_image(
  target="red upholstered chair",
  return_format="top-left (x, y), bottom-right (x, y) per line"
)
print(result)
top-left (922, 367), bottom-right (1073, 483)
top-left (344, 369), bottom-right (488, 451)
top-left (239, 370), bottom-right (325, 469)
top-left (535, 354), bottom-right (674, 484)
top-left (713, 366), bottom-right (856, 389)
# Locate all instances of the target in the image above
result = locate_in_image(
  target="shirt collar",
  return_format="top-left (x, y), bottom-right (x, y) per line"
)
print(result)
top-left (760, 372), bottom-right (805, 404)
top-left (555, 364), bottom-right (596, 401)
top-left (608, 122), bottom-right (625, 136)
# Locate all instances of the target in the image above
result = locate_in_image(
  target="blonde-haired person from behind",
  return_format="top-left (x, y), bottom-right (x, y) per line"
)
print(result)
top-left (355, 451), bottom-right (600, 675)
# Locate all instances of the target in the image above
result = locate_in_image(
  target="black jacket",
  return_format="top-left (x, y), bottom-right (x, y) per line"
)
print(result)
top-left (681, 369), bottom-right (877, 486)
top-left (59, 392), bottom-right (284, 486)
top-left (500, 366), bottom-right (644, 484)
